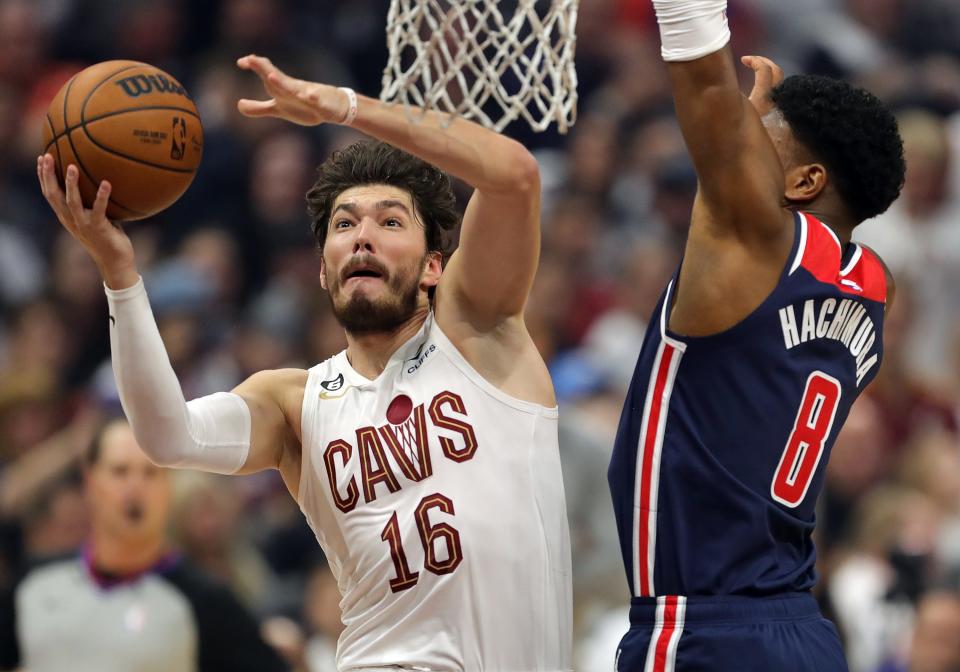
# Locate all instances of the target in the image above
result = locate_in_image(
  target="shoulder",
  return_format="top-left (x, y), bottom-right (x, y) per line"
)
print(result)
top-left (242, 368), bottom-right (309, 392)
top-left (236, 368), bottom-right (310, 411)
top-left (858, 243), bottom-right (896, 311)
top-left (1, 555), bottom-right (81, 668)
top-left (159, 558), bottom-right (224, 598)
top-left (13, 554), bottom-right (81, 595)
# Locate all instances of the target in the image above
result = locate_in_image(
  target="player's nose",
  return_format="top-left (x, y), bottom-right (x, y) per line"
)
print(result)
top-left (352, 216), bottom-right (377, 253)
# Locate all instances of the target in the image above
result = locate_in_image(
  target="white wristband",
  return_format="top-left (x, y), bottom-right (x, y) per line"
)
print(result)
top-left (338, 87), bottom-right (358, 125)
top-left (652, 0), bottom-right (731, 63)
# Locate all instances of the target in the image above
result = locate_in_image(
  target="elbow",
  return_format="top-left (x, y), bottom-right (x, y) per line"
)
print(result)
top-left (508, 146), bottom-right (541, 194)
top-left (128, 420), bottom-right (184, 468)
top-left (488, 142), bottom-right (540, 195)
top-left (699, 84), bottom-right (747, 124)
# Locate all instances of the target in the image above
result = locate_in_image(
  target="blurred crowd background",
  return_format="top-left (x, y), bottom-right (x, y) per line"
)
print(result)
top-left (0, 0), bottom-right (959, 670)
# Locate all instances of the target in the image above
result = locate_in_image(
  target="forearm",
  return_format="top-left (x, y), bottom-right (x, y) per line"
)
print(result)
top-left (106, 278), bottom-right (251, 474)
top-left (236, 54), bottom-right (538, 194)
top-left (653, 0), bottom-right (783, 221)
top-left (0, 412), bottom-right (97, 516)
top-left (349, 93), bottom-right (538, 194)
top-left (654, 0), bottom-right (743, 164)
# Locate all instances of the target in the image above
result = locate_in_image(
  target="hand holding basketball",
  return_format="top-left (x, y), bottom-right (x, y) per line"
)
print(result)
top-left (236, 55), bottom-right (350, 126)
top-left (37, 153), bottom-right (138, 289)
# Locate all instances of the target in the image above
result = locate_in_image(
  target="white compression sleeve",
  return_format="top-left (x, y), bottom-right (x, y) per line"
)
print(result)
top-left (106, 278), bottom-right (250, 474)
top-left (652, 0), bottom-right (731, 62)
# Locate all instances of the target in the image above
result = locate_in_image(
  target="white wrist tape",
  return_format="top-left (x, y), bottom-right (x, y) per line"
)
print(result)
top-left (105, 278), bottom-right (250, 474)
top-left (652, 0), bottom-right (731, 62)
top-left (338, 87), bottom-right (358, 125)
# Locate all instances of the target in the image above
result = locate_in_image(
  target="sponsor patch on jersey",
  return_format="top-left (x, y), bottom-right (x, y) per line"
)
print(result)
top-left (406, 342), bottom-right (436, 374)
top-left (319, 373), bottom-right (351, 400)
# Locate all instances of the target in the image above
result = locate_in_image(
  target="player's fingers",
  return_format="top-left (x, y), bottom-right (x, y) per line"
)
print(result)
top-left (237, 98), bottom-right (279, 117)
top-left (39, 155), bottom-right (72, 223)
top-left (91, 180), bottom-right (112, 222)
top-left (38, 154), bottom-right (56, 199)
top-left (63, 164), bottom-right (87, 223)
top-left (742, 55), bottom-right (773, 88)
top-left (236, 54), bottom-right (278, 84)
top-left (36, 155), bottom-right (46, 197)
top-left (742, 55), bottom-right (784, 89)
top-left (265, 71), bottom-right (299, 98)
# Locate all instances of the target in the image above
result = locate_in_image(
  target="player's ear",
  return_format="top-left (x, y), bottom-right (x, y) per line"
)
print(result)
top-left (784, 163), bottom-right (826, 205)
top-left (420, 251), bottom-right (442, 291)
top-left (319, 255), bottom-right (329, 291)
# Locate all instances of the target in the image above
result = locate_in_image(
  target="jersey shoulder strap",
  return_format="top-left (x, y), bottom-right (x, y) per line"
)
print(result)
top-left (791, 212), bottom-right (887, 303)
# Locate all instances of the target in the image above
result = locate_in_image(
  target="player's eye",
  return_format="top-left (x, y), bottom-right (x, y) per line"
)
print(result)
top-left (384, 218), bottom-right (402, 228)
top-left (334, 219), bottom-right (352, 230)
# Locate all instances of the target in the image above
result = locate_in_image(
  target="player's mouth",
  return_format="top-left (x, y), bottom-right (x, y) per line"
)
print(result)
top-left (343, 262), bottom-right (387, 285)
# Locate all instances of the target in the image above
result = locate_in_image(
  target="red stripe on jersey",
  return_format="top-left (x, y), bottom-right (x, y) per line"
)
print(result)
top-left (798, 214), bottom-right (842, 282)
top-left (845, 245), bottom-right (887, 303)
top-left (637, 343), bottom-right (677, 597)
top-left (799, 214), bottom-right (887, 303)
top-left (652, 596), bottom-right (679, 672)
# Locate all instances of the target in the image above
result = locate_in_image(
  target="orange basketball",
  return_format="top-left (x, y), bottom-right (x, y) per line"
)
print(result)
top-left (42, 60), bottom-right (203, 221)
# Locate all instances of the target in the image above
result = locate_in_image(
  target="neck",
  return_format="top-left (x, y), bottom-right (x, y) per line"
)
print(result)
top-left (344, 305), bottom-right (430, 379)
top-left (89, 528), bottom-right (166, 576)
top-left (799, 207), bottom-right (856, 246)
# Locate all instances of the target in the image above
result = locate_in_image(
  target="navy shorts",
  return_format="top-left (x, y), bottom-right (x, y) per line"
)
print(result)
top-left (615, 593), bottom-right (848, 672)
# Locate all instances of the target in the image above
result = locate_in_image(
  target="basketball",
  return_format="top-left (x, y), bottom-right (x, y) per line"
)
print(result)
top-left (42, 60), bottom-right (203, 221)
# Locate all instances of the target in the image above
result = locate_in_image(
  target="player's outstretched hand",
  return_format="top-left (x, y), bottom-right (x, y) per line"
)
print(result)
top-left (37, 154), bottom-right (138, 289)
top-left (742, 55), bottom-right (784, 117)
top-left (236, 54), bottom-right (350, 127)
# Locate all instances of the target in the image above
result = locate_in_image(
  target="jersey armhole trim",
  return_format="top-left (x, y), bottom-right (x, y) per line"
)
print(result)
top-left (659, 281), bottom-right (688, 352)
top-left (298, 366), bottom-right (324, 507)
top-left (662, 211), bottom-right (804, 344)
top-left (429, 317), bottom-right (559, 418)
top-left (839, 244), bottom-right (862, 277)
top-left (788, 212), bottom-right (808, 276)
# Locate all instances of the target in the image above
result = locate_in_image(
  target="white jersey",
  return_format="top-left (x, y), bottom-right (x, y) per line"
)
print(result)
top-left (298, 313), bottom-right (572, 672)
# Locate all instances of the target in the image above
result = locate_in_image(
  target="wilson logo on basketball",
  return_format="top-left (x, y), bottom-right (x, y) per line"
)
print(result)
top-left (115, 73), bottom-right (189, 99)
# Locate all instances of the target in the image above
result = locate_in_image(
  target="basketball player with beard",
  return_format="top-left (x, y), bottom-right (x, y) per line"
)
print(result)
top-left (36, 55), bottom-right (571, 672)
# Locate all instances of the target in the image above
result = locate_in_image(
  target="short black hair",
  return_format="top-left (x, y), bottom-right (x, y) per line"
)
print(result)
top-left (771, 75), bottom-right (906, 223)
top-left (306, 140), bottom-right (459, 258)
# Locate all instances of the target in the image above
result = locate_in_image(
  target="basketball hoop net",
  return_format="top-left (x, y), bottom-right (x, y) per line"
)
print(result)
top-left (381, 0), bottom-right (579, 133)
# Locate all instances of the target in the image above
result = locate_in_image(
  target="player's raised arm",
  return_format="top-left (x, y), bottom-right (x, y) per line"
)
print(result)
top-left (653, 0), bottom-right (789, 240)
top-left (236, 55), bottom-right (541, 326)
top-left (36, 155), bottom-right (295, 478)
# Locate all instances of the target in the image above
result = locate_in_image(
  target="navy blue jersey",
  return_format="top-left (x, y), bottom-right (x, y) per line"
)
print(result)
top-left (609, 212), bottom-right (887, 598)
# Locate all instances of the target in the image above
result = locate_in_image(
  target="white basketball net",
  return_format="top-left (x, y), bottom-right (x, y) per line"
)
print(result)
top-left (381, 0), bottom-right (579, 133)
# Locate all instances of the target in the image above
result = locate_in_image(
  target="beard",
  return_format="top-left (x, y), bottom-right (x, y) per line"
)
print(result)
top-left (326, 254), bottom-right (424, 336)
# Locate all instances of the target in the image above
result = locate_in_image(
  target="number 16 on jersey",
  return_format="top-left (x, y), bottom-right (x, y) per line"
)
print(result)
top-left (381, 492), bottom-right (464, 592)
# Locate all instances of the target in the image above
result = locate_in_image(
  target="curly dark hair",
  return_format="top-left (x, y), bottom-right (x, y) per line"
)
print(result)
top-left (306, 140), bottom-right (459, 258)
top-left (770, 75), bottom-right (906, 223)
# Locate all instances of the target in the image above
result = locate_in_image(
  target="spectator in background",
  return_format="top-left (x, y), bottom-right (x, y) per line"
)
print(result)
top-left (0, 1), bottom-right (959, 669)
top-left (876, 590), bottom-right (960, 672)
top-left (0, 418), bottom-right (288, 672)
top-left (829, 486), bottom-right (939, 672)
top-left (172, 471), bottom-right (278, 613)
top-left (856, 108), bottom-right (960, 386)
top-left (303, 561), bottom-right (342, 672)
